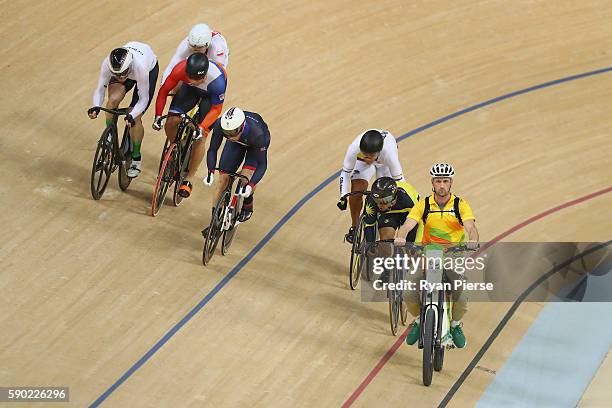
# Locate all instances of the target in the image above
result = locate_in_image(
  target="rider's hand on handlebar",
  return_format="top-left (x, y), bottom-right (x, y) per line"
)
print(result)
top-left (467, 240), bottom-right (479, 250)
top-left (124, 114), bottom-right (135, 127)
top-left (193, 126), bottom-right (206, 140)
top-left (337, 196), bottom-right (348, 211)
top-left (239, 184), bottom-right (253, 198)
top-left (152, 115), bottom-right (164, 131)
top-left (87, 106), bottom-right (100, 119)
top-left (203, 171), bottom-right (214, 187)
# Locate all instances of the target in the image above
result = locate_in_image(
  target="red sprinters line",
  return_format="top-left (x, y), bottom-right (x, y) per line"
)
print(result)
top-left (341, 185), bottom-right (612, 407)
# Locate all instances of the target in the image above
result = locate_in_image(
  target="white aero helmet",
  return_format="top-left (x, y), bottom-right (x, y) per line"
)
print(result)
top-left (108, 47), bottom-right (133, 75)
top-left (430, 162), bottom-right (455, 178)
top-left (221, 107), bottom-right (246, 137)
top-left (188, 23), bottom-right (213, 48)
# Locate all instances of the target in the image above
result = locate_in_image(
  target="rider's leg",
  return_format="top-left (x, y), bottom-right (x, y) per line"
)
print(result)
top-left (182, 95), bottom-right (212, 185)
top-left (179, 94), bottom-right (214, 197)
top-left (127, 62), bottom-right (157, 163)
top-left (446, 268), bottom-right (468, 348)
top-left (405, 272), bottom-right (423, 345)
top-left (237, 167), bottom-right (255, 222)
top-left (349, 179), bottom-right (368, 226)
top-left (165, 84), bottom-right (199, 144)
top-left (213, 142), bottom-right (246, 208)
top-left (106, 82), bottom-right (127, 125)
top-left (345, 161), bottom-right (374, 243)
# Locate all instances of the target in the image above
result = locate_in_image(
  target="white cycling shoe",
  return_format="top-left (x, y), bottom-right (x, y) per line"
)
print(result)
top-left (127, 160), bottom-right (142, 178)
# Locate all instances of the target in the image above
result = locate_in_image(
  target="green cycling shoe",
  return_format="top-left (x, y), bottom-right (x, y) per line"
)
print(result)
top-left (451, 323), bottom-right (466, 348)
top-left (405, 321), bottom-right (420, 345)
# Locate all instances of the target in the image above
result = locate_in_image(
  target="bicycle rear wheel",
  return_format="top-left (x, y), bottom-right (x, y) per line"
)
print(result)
top-left (221, 214), bottom-right (238, 255)
top-left (90, 128), bottom-right (113, 200)
top-left (400, 300), bottom-right (408, 325)
top-left (349, 216), bottom-right (365, 290)
top-left (151, 142), bottom-right (176, 217)
top-left (118, 127), bottom-right (132, 191)
top-left (422, 307), bottom-right (435, 386)
top-left (203, 189), bottom-right (230, 265)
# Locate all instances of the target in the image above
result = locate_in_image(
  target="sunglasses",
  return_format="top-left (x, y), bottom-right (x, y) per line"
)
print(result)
top-left (115, 68), bottom-right (130, 78)
top-left (373, 195), bottom-right (395, 205)
top-left (222, 123), bottom-right (245, 138)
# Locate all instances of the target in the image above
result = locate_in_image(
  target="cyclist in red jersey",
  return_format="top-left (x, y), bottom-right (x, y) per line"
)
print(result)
top-left (152, 52), bottom-right (227, 198)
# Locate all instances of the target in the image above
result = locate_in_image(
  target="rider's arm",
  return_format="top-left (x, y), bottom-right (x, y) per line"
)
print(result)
top-left (397, 199), bottom-right (424, 239)
top-left (199, 74), bottom-right (226, 131)
top-left (154, 64), bottom-right (182, 117)
top-left (339, 142), bottom-right (359, 198)
top-left (247, 141), bottom-right (269, 187)
top-left (458, 197), bottom-right (478, 242)
top-left (384, 136), bottom-right (405, 182)
top-left (92, 59), bottom-right (111, 107)
top-left (206, 120), bottom-right (223, 172)
top-left (463, 219), bottom-right (479, 242)
top-left (208, 33), bottom-right (229, 68)
top-left (129, 64), bottom-right (152, 119)
top-left (363, 198), bottom-right (377, 242)
top-left (396, 218), bottom-right (418, 240)
top-left (161, 38), bottom-right (189, 84)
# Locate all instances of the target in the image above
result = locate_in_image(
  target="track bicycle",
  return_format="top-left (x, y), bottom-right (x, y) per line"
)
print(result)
top-left (90, 107), bottom-right (133, 200)
top-left (408, 243), bottom-right (476, 386)
top-left (150, 110), bottom-right (199, 216)
top-left (202, 168), bottom-right (250, 265)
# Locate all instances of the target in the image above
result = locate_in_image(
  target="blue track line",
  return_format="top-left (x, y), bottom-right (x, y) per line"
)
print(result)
top-left (90, 66), bottom-right (612, 407)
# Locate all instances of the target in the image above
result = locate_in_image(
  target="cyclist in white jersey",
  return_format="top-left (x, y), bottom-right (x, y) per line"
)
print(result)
top-left (160, 23), bottom-right (229, 84)
top-left (336, 129), bottom-right (405, 243)
top-left (88, 41), bottom-right (159, 178)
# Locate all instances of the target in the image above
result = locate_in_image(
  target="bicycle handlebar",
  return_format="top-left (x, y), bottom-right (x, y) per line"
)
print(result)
top-left (158, 112), bottom-right (199, 127)
top-left (211, 167), bottom-right (251, 184)
top-left (98, 107), bottom-right (130, 116)
top-left (399, 243), bottom-right (479, 252)
top-left (341, 190), bottom-right (372, 200)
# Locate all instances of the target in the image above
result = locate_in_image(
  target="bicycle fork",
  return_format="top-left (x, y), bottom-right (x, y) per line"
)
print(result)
top-left (222, 192), bottom-right (242, 231)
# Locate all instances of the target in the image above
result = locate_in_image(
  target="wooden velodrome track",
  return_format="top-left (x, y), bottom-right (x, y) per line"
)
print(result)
top-left (1, 0), bottom-right (611, 406)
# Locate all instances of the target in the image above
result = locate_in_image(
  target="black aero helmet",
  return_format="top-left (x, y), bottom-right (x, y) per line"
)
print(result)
top-left (108, 47), bottom-right (132, 75)
top-left (371, 177), bottom-right (398, 205)
top-left (186, 52), bottom-right (209, 79)
top-left (359, 129), bottom-right (384, 154)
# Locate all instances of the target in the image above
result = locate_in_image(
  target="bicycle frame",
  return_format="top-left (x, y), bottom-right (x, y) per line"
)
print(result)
top-left (418, 246), bottom-right (453, 349)
top-left (214, 168), bottom-right (250, 231)
top-left (98, 107), bottom-right (130, 165)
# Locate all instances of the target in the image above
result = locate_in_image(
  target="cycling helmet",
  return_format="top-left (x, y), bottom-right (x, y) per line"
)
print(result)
top-left (430, 162), bottom-right (455, 178)
top-left (108, 48), bottom-right (132, 76)
top-left (188, 24), bottom-right (213, 48)
top-left (359, 129), bottom-right (385, 154)
top-left (221, 107), bottom-right (246, 137)
top-left (371, 177), bottom-right (398, 205)
top-left (185, 52), bottom-right (209, 79)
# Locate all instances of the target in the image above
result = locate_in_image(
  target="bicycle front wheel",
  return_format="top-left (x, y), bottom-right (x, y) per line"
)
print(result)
top-left (388, 270), bottom-right (401, 336)
top-left (422, 307), bottom-right (435, 386)
top-left (203, 189), bottom-right (231, 265)
top-left (349, 215), bottom-right (365, 290)
top-left (90, 128), bottom-right (113, 200)
top-left (151, 142), bottom-right (176, 217)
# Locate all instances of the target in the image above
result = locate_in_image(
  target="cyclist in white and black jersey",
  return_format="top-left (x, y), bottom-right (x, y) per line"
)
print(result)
top-left (336, 129), bottom-right (405, 243)
top-left (88, 42), bottom-right (159, 178)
